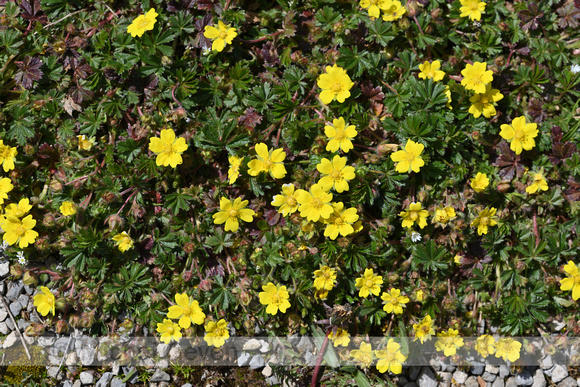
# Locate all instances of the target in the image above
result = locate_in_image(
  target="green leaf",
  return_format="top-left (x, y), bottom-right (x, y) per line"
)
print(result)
top-left (165, 191), bottom-right (193, 215)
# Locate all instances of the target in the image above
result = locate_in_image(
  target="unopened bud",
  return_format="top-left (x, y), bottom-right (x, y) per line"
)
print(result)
top-left (118, 319), bottom-right (134, 334)
top-left (25, 323), bottom-right (45, 336)
top-left (55, 297), bottom-right (66, 311)
top-left (35, 236), bottom-right (50, 251)
top-left (497, 182), bottom-right (510, 193)
top-left (406, 1), bottom-right (420, 17)
top-left (106, 214), bottom-right (124, 231)
top-left (43, 213), bottom-right (55, 227)
top-left (238, 290), bottom-right (251, 306)
top-left (49, 179), bottom-right (62, 192)
top-left (377, 143), bottom-right (398, 155)
top-left (69, 314), bottom-right (80, 328)
top-left (55, 319), bottom-right (69, 334)
top-left (23, 271), bottom-right (37, 286)
top-left (80, 311), bottom-right (95, 328)
top-left (182, 270), bottom-right (193, 282)
top-left (198, 279), bottom-right (213, 292)
top-left (10, 265), bottom-right (23, 278)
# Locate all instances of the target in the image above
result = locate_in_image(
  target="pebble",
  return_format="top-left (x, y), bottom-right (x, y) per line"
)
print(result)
top-left (17, 318), bottom-right (30, 330)
top-left (552, 365), bottom-right (569, 383)
top-left (9, 300), bottom-right (22, 316)
top-left (260, 340), bottom-right (270, 353)
top-left (181, 384), bottom-right (193, 387)
top-left (453, 370), bottom-right (468, 384)
top-left (506, 376), bottom-right (518, 387)
top-left (533, 369), bottom-right (547, 387)
top-left (65, 351), bottom-right (78, 366)
top-left (500, 365), bottom-right (510, 378)
top-left (244, 338), bottom-right (262, 351)
top-left (436, 371), bottom-right (452, 387)
top-left (0, 305), bottom-right (7, 322)
top-left (304, 351), bottom-right (316, 367)
top-left (493, 378), bottom-right (505, 387)
top-left (23, 285), bottom-right (34, 295)
top-left (417, 367), bottom-right (437, 387)
top-left (250, 354), bottom-right (265, 369)
top-left (2, 331), bottom-right (18, 348)
top-left (38, 336), bottom-right (55, 347)
top-left (96, 372), bottom-right (113, 387)
top-left (483, 371), bottom-right (497, 382)
top-left (557, 377), bottom-right (578, 387)
top-left (238, 352), bottom-right (251, 367)
top-left (156, 359), bottom-right (169, 369)
top-left (296, 336), bottom-right (313, 353)
top-left (157, 343), bottom-right (170, 358)
top-left (541, 355), bottom-right (553, 370)
top-left (486, 364), bottom-right (500, 374)
top-left (262, 364), bottom-right (273, 377)
top-left (6, 282), bottom-right (23, 301)
top-left (150, 369), bottom-right (171, 382)
top-left (516, 370), bottom-right (534, 386)
top-left (464, 376), bottom-right (479, 387)
top-left (0, 260), bottom-right (9, 277)
top-left (471, 361), bottom-right (485, 376)
top-left (429, 358), bottom-right (442, 372)
top-left (110, 376), bottom-right (126, 387)
top-left (47, 366), bottom-right (61, 379)
top-left (79, 371), bottom-right (94, 384)
top-left (169, 345), bottom-right (183, 362)
top-left (79, 347), bottom-right (96, 366)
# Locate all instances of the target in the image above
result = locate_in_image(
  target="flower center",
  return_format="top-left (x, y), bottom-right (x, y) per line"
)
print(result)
top-left (311, 198), bottom-right (323, 209)
top-left (271, 294), bottom-right (281, 304)
top-left (334, 130), bottom-right (346, 141)
top-left (334, 216), bottom-right (345, 226)
top-left (228, 209), bottom-right (239, 218)
top-left (136, 17), bottom-right (150, 29)
top-left (331, 170), bottom-right (341, 179)
top-left (286, 197), bottom-right (297, 206)
top-left (164, 143), bottom-right (175, 154)
top-left (262, 159), bottom-right (272, 170)
top-left (480, 216), bottom-right (489, 226)
top-left (406, 151), bottom-right (417, 162)
top-left (410, 212), bottom-right (418, 221)
top-left (330, 82), bottom-right (343, 94)
top-left (14, 225), bottom-right (26, 237)
top-left (471, 74), bottom-right (483, 85)
top-left (514, 130), bottom-right (525, 141)
top-left (167, 326), bottom-right (175, 335)
top-left (365, 279), bottom-right (374, 289)
top-left (219, 30), bottom-right (228, 40)
top-left (468, 3), bottom-right (479, 11)
top-left (182, 306), bottom-right (192, 316)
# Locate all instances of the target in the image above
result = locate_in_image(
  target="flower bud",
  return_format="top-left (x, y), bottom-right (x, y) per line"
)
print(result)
top-left (43, 213), bottom-right (56, 227)
top-left (80, 311), bottom-right (95, 328)
top-left (35, 236), bottom-right (50, 251)
top-left (69, 314), bottom-right (80, 328)
top-left (25, 323), bottom-right (45, 336)
top-left (24, 144), bottom-right (35, 155)
top-left (182, 270), bottom-right (193, 282)
top-left (102, 192), bottom-right (116, 203)
top-left (49, 178), bottom-right (63, 192)
top-left (118, 319), bottom-right (134, 334)
top-left (23, 271), bottom-right (37, 286)
top-left (238, 290), bottom-right (251, 306)
top-left (198, 279), bottom-right (213, 292)
top-left (10, 265), bottom-right (23, 278)
top-left (55, 319), bottom-right (69, 334)
top-left (431, 8), bottom-right (442, 19)
top-left (377, 143), bottom-right (398, 155)
top-left (183, 242), bottom-right (195, 254)
top-left (106, 214), bottom-right (124, 231)
top-left (497, 182), bottom-right (510, 193)
top-left (55, 297), bottom-right (66, 311)
top-left (406, 1), bottom-right (420, 17)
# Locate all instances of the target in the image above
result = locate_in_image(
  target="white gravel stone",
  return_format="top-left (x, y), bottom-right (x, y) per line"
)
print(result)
top-left (169, 345), bottom-right (183, 362)
top-left (417, 367), bottom-right (438, 387)
top-left (262, 364), bottom-right (273, 378)
top-left (2, 331), bottom-right (18, 348)
top-left (0, 305), bottom-right (7, 322)
top-left (493, 378), bottom-right (505, 387)
top-left (238, 352), bottom-right (251, 366)
top-left (243, 338), bottom-right (261, 351)
top-left (79, 347), bottom-right (96, 366)
top-left (437, 371), bottom-right (452, 387)
top-left (150, 369), bottom-right (171, 382)
top-left (453, 370), bottom-right (468, 384)
top-left (80, 371), bottom-right (94, 384)
top-left (552, 365), bottom-right (569, 383)
top-left (533, 369), bottom-right (546, 387)
top-left (157, 343), bottom-right (170, 357)
top-left (541, 355), bottom-right (553, 370)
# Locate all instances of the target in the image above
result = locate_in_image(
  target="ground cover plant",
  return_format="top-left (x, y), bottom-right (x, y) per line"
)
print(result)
top-left (0, 0), bottom-right (580, 384)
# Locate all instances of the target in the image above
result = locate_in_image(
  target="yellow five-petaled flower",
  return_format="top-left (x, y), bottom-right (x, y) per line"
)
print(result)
top-left (167, 293), bottom-right (206, 329)
top-left (259, 282), bottom-right (291, 315)
top-left (459, 0), bottom-right (486, 21)
top-left (461, 62), bottom-right (493, 94)
top-left (156, 319), bottom-right (182, 344)
top-left (127, 8), bottom-right (158, 38)
top-left (33, 286), bottom-right (55, 316)
top-left (317, 65), bottom-right (354, 105)
top-left (470, 207), bottom-right (498, 235)
top-left (499, 116), bottom-right (539, 155)
top-left (390, 140), bottom-right (425, 173)
top-left (204, 319), bottom-right (230, 348)
top-left (418, 60), bottom-right (445, 82)
top-left (2, 215), bottom-right (39, 248)
top-left (435, 329), bottom-right (464, 357)
top-left (213, 197), bottom-right (256, 232)
top-left (149, 128), bottom-right (189, 168)
top-left (325, 117), bottom-right (357, 153)
top-left (0, 140), bottom-right (17, 172)
top-left (203, 21), bottom-right (237, 52)
top-left (399, 202), bottom-right (429, 229)
top-left (560, 261), bottom-right (580, 301)
top-left (375, 339), bottom-right (408, 374)
top-left (247, 143), bottom-right (287, 179)
top-left (112, 231), bottom-right (134, 252)
top-left (381, 288), bottom-right (409, 314)
top-left (355, 268), bottom-right (383, 298)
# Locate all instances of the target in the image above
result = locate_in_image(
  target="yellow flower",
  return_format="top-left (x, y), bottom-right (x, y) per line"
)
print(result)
top-left (470, 172), bottom-right (489, 193)
top-left (314, 288), bottom-right (329, 300)
top-left (271, 184), bottom-right (300, 216)
top-left (156, 319), bottom-right (182, 344)
top-left (459, 0), bottom-right (486, 21)
top-left (228, 156), bottom-right (242, 185)
top-left (323, 202), bottom-right (359, 240)
top-left (317, 155), bottom-right (356, 193)
top-left (0, 177), bottom-right (14, 205)
top-left (560, 261), bottom-right (580, 300)
top-left (33, 286), bottom-right (55, 316)
top-left (317, 64), bottom-right (354, 105)
top-left (413, 315), bottom-right (435, 344)
top-left (167, 293), bottom-right (206, 329)
top-left (470, 207), bottom-right (498, 235)
top-left (494, 338), bottom-right (522, 362)
top-left (127, 8), bottom-right (158, 38)
top-left (259, 282), bottom-right (291, 315)
top-left (399, 202), bottom-right (429, 229)
top-left (376, 339), bottom-right (407, 374)
top-left (77, 135), bottom-right (95, 151)
top-left (359, 0), bottom-right (390, 19)
top-left (435, 329), bottom-right (464, 357)
top-left (454, 254), bottom-right (463, 264)
top-left (329, 328), bottom-right (351, 347)
top-left (390, 140), bottom-right (425, 173)
top-left (313, 265), bottom-right (337, 291)
top-left (415, 289), bottom-right (425, 301)
top-left (461, 62), bottom-right (493, 94)
top-left (148, 128), bottom-right (189, 168)
top-left (212, 197), bottom-right (255, 232)
top-left (382, 1), bottom-right (407, 21)
top-left (204, 319), bottom-right (230, 348)
top-left (469, 84), bottom-right (503, 118)
top-left (59, 201), bottom-right (77, 217)
top-left (2, 215), bottom-right (38, 248)
top-left (499, 116), bottom-right (539, 155)
top-left (350, 342), bottom-right (373, 368)
top-left (112, 231), bottom-right (134, 252)
top-left (203, 21), bottom-right (237, 52)
top-left (296, 184), bottom-right (333, 222)
top-left (475, 334), bottom-right (496, 358)
top-left (355, 268), bottom-right (383, 298)
top-left (433, 206), bottom-right (456, 224)
top-left (5, 198), bottom-right (32, 218)
top-left (381, 288), bottom-right (409, 314)
top-left (325, 117), bottom-right (357, 153)
top-left (418, 60), bottom-right (445, 82)
top-left (0, 140), bottom-right (17, 172)
top-left (526, 171), bottom-right (548, 194)
top-left (247, 143), bottom-right (287, 179)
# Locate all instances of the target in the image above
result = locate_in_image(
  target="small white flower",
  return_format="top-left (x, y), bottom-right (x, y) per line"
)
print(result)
top-left (202, 47), bottom-right (211, 56)
top-left (411, 232), bottom-right (422, 243)
top-left (16, 251), bottom-right (27, 266)
top-left (571, 64), bottom-right (580, 74)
